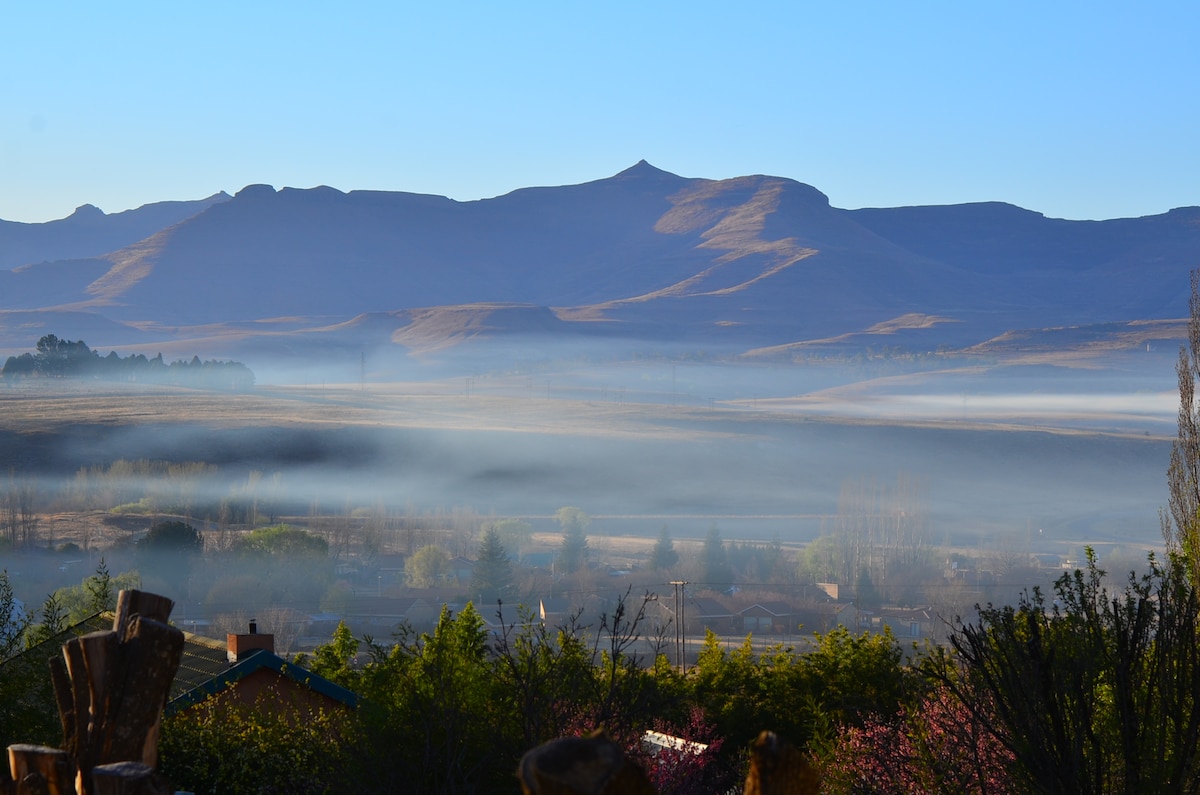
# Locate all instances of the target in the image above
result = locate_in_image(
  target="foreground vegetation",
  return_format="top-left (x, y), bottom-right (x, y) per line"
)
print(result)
top-left (5, 547), bottom-right (1200, 794)
top-left (161, 548), bottom-right (1200, 793)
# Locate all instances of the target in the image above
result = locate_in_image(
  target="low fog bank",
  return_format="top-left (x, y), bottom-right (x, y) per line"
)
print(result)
top-left (0, 349), bottom-right (1180, 650)
top-left (0, 350), bottom-right (1178, 556)
top-left (0, 401), bottom-right (1170, 548)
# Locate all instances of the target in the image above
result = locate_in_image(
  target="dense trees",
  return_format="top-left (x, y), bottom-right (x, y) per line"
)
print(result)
top-left (930, 551), bottom-right (1200, 793)
top-left (2, 333), bottom-right (254, 389)
top-left (236, 524), bottom-right (328, 558)
top-left (154, 591), bottom-right (925, 794)
top-left (159, 694), bottom-right (351, 795)
top-left (140, 520), bottom-right (203, 554)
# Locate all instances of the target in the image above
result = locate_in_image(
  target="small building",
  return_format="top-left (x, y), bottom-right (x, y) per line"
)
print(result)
top-left (832, 601), bottom-right (870, 631)
top-left (876, 606), bottom-right (939, 640)
top-left (739, 601), bottom-right (800, 635)
top-left (167, 621), bottom-right (357, 719)
top-left (688, 597), bottom-right (737, 634)
top-left (448, 557), bottom-right (476, 584)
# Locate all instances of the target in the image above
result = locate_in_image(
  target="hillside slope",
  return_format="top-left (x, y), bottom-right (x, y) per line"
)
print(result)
top-left (0, 163), bottom-right (1195, 365)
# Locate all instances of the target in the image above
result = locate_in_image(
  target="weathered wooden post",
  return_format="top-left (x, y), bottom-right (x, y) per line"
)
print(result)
top-left (6, 745), bottom-right (73, 795)
top-left (6, 589), bottom-right (184, 795)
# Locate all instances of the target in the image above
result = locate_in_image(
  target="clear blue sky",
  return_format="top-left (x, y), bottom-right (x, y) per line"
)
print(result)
top-left (2, 2), bottom-right (1196, 223)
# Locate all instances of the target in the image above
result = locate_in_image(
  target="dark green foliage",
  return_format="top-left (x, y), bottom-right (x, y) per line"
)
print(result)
top-left (86, 558), bottom-right (115, 614)
top-left (701, 524), bottom-right (732, 587)
top-left (342, 603), bottom-right (507, 794)
top-left (469, 526), bottom-right (513, 604)
top-left (35, 559), bottom-right (140, 629)
top-left (936, 550), bottom-right (1200, 794)
top-left (141, 520), bottom-right (203, 554)
top-left (490, 603), bottom-right (595, 750)
top-left (299, 620), bottom-right (359, 689)
top-left (2, 333), bottom-right (254, 388)
top-left (726, 536), bottom-right (790, 583)
top-left (1, 353), bottom-right (35, 378)
top-left (555, 506), bottom-right (590, 574)
top-left (856, 567), bottom-right (882, 610)
top-left (21, 592), bottom-right (67, 649)
top-left (0, 600), bottom-right (110, 751)
top-left (155, 580), bottom-right (931, 792)
top-left (139, 520), bottom-right (205, 585)
top-left (237, 525), bottom-right (328, 558)
top-left (0, 570), bottom-right (30, 662)
top-left (159, 697), bottom-right (352, 795)
top-left (649, 525), bottom-right (679, 571)
top-left (488, 518), bottom-right (533, 558)
top-left (689, 624), bottom-right (916, 753)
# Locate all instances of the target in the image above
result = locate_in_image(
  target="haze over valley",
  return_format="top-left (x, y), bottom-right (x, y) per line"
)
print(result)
top-left (0, 163), bottom-right (1192, 620)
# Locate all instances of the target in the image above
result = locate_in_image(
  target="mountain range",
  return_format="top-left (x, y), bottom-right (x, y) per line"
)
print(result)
top-left (1, 161), bottom-right (1196, 373)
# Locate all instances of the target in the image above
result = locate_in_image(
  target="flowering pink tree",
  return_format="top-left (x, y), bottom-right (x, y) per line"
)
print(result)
top-left (639, 706), bottom-right (732, 795)
top-left (555, 703), bottom-right (736, 795)
top-left (819, 684), bottom-right (1014, 794)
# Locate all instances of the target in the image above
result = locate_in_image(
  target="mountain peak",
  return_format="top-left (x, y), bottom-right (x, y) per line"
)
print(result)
top-left (613, 160), bottom-right (679, 180)
top-left (234, 184), bottom-right (278, 200)
top-left (69, 204), bottom-right (105, 220)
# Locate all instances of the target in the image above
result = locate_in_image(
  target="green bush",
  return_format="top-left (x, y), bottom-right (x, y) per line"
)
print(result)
top-left (160, 696), bottom-right (353, 795)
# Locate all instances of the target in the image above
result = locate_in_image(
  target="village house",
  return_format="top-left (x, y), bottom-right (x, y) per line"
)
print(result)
top-left (739, 601), bottom-right (800, 635)
top-left (167, 621), bottom-right (357, 718)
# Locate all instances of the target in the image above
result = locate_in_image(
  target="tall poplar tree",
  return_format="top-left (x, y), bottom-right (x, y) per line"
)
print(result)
top-left (1166, 270), bottom-right (1200, 583)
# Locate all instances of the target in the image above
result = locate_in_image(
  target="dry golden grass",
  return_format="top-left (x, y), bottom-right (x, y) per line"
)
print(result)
top-left (0, 380), bottom-right (746, 441)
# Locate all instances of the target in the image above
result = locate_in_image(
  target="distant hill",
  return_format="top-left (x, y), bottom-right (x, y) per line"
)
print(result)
top-left (0, 193), bottom-right (231, 270)
top-left (0, 162), bottom-right (1195, 371)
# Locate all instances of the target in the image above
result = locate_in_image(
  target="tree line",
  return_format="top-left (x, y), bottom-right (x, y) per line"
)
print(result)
top-left (2, 333), bottom-right (254, 389)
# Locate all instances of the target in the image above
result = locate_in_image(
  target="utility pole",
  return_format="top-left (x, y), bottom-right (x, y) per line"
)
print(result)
top-left (670, 580), bottom-right (688, 673)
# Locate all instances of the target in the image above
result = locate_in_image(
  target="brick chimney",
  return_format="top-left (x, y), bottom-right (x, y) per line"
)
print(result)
top-left (227, 619), bottom-right (275, 662)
